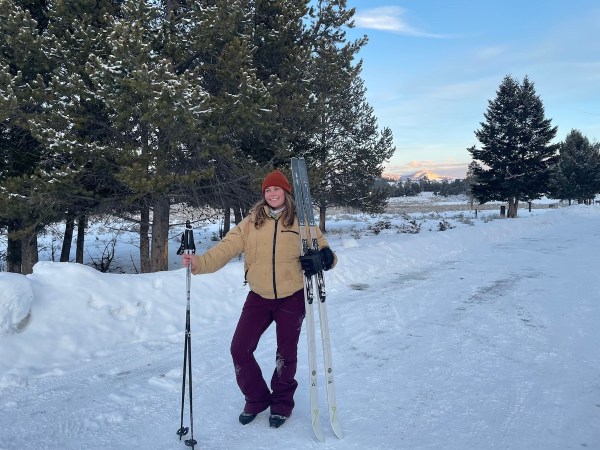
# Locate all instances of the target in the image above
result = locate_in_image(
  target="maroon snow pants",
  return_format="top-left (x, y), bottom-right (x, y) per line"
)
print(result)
top-left (230, 289), bottom-right (305, 417)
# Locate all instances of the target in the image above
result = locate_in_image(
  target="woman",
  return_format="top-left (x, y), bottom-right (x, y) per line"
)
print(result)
top-left (181, 169), bottom-right (336, 428)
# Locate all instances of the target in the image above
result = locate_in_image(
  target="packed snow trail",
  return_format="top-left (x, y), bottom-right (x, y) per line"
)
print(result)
top-left (1, 206), bottom-right (599, 449)
top-left (332, 207), bottom-right (600, 449)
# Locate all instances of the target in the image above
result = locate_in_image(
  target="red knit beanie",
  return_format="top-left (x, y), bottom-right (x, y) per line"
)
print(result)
top-left (262, 169), bottom-right (292, 194)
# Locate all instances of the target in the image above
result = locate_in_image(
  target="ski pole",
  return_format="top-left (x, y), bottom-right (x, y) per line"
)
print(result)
top-left (176, 220), bottom-right (197, 448)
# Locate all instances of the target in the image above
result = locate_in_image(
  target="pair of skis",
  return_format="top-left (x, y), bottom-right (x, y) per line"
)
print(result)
top-left (291, 157), bottom-right (343, 442)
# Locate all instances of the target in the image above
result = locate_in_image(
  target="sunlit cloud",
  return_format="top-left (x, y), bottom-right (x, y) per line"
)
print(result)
top-left (355, 6), bottom-right (447, 38)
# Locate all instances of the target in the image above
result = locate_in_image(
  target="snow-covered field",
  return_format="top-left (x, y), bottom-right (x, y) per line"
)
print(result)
top-left (1, 194), bottom-right (599, 449)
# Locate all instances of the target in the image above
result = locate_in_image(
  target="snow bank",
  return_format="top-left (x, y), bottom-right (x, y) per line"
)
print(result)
top-left (0, 272), bottom-right (32, 334)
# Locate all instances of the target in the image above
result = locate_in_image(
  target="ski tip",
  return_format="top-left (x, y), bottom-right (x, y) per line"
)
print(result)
top-left (312, 410), bottom-right (325, 442)
top-left (332, 424), bottom-right (344, 440)
top-left (314, 427), bottom-right (326, 443)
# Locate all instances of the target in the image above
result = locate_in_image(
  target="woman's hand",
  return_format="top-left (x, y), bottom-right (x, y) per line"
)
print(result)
top-left (181, 254), bottom-right (196, 272)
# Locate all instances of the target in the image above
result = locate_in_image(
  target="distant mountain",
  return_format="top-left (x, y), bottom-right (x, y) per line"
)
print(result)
top-left (383, 170), bottom-right (454, 181)
top-left (404, 170), bottom-right (453, 181)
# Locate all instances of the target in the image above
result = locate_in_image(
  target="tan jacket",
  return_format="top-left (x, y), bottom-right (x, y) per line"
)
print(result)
top-left (191, 207), bottom-right (335, 299)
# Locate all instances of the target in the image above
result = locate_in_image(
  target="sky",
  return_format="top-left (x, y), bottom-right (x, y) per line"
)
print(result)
top-left (1, 197), bottom-right (600, 449)
top-left (345, 1), bottom-right (600, 179)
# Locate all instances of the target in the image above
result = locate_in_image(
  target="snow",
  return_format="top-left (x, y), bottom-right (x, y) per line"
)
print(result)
top-left (1, 199), bottom-right (600, 449)
top-left (0, 272), bottom-right (32, 335)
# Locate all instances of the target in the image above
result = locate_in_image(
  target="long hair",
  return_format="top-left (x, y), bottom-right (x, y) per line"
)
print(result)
top-left (252, 192), bottom-right (296, 229)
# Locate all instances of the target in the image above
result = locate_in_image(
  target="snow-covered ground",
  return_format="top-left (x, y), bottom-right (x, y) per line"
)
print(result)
top-left (1, 196), bottom-right (599, 449)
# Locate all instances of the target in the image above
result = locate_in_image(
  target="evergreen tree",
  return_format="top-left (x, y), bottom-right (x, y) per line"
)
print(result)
top-left (250, 0), bottom-right (312, 165)
top-left (404, 180), bottom-right (422, 196)
top-left (303, 0), bottom-right (394, 231)
top-left (82, 0), bottom-right (273, 271)
top-left (392, 181), bottom-right (405, 197)
top-left (468, 75), bottom-right (559, 217)
top-left (0, 0), bottom-right (54, 273)
top-left (171, 0), bottom-right (275, 222)
top-left (83, 0), bottom-right (222, 272)
top-left (1, 0), bottom-right (131, 272)
top-left (29, 0), bottom-right (127, 264)
top-left (548, 129), bottom-right (600, 203)
top-left (465, 160), bottom-right (482, 209)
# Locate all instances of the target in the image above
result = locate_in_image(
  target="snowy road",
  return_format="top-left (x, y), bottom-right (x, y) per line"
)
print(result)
top-left (1, 206), bottom-right (599, 449)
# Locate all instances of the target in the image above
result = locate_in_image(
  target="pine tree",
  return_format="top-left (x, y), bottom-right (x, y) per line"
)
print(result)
top-left (29, 0), bottom-right (127, 264)
top-left (81, 0), bottom-right (275, 271)
top-left (548, 129), bottom-right (600, 204)
top-left (172, 0), bottom-right (275, 221)
top-left (0, 0), bottom-right (133, 273)
top-left (0, 0), bottom-right (54, 273)
top-left (465, 160), bottom-right (482, 209)
top-left (468, 75), bottom-right (559, 217)
top-left (250, 0), bottom-right (312, 165)
top-left (81, 0), bottom-right (222, 271)
top-left (302, 0), bottom-right (394, 230)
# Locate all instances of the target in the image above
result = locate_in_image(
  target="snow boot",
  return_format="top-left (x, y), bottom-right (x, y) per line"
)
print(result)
top-left (269, 414), bottom-right (287, 428)
top-left (239, 412), bottom-right (257, 425)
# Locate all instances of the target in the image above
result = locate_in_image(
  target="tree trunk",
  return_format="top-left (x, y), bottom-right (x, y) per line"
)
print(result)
top-left (319, 204), bottom-right (326, 233)
top-left (507, 197), bottom-right (519, 218)
top-left (60, 215), bottom-right (75, 262)
top-left (140, 204), bottom-right (151, 273)
top-left (151, 195), bottom-right (170, 272)
top-left (223, 206), bottom-right (231, 236)
top-left (76, 216), bottom-right (86, 263)
top-left (7, 221), bottom-right (22, 273)
top-left (234, 207), bottom-right (244, 224)
top-left (21, 231), bottom-right (38, 275)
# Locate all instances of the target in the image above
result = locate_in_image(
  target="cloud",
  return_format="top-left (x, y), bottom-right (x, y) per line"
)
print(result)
top-left (355, 6), bottom-right (447, 38)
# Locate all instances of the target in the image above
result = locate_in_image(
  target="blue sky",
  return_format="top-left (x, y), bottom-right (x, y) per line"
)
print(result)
top-left (344, 1), bottom-right (600, 178)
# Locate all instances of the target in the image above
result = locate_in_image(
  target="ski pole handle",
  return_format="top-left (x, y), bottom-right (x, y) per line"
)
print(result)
top-left (177, 221), bottom-right (196, 270)
top-left (182, 220), bottom-right (196, 255)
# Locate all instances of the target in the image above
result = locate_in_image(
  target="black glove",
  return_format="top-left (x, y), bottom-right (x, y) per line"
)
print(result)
top-left (300, 247), bottom-right (334, 277)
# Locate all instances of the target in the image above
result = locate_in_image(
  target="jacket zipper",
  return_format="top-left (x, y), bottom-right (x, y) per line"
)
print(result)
top-left (272, 218), bottom-right (279, 299)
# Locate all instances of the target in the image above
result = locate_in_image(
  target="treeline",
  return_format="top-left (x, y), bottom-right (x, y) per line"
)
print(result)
top-left (0, 0), bottom-right (394, 274)
top-left (376, 178), bottom-right (471, 197)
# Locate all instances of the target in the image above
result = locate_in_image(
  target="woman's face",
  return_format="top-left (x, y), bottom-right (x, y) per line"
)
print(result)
top-left (264, 186), bottom-right (286, 209)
